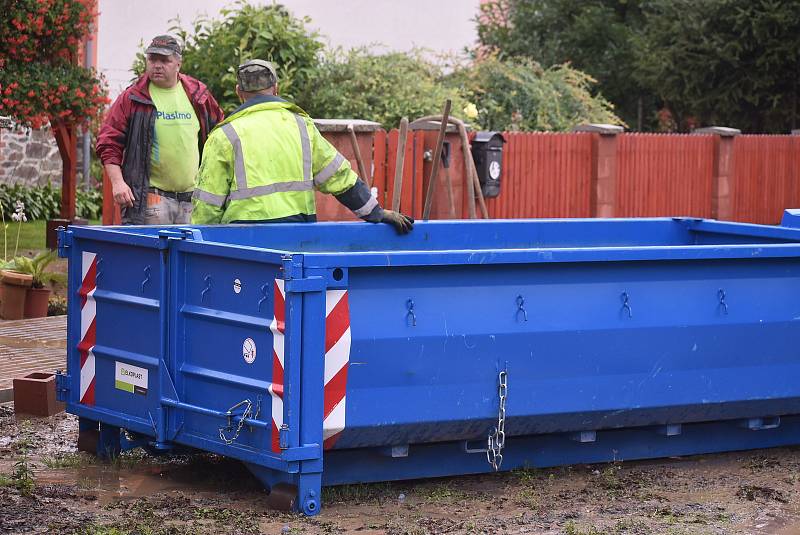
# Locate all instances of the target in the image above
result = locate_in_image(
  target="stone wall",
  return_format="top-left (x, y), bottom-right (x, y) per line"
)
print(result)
top-left (0, 123), bottom-right (87, 187)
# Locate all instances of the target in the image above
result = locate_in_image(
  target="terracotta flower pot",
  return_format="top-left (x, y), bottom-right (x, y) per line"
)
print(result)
top-left (24, 286), bottom-right (51, 318)
top-left (0, 270), bottom-right (32, 320)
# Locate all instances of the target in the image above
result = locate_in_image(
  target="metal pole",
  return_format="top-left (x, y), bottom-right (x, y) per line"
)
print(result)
top-left (422, 99), bottom-right (451, 220)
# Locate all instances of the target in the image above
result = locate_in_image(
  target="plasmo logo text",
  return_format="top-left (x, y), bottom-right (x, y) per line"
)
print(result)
top-left (156, 110), bottom-right (192, 120)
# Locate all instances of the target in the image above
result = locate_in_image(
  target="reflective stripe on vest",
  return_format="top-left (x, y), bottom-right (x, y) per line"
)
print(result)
top-left (294, 114), bottom-right (312, 182)
top-left (193, 188), bottom-right (227, 207)
top-left (353, 195), bottom-right (378, 217)
top-left (313, 153), bottom-right (345, 187)
top-left (206, 114), bottom-right (318, 204)
top-left (220, 123), bottom-right (248, 191)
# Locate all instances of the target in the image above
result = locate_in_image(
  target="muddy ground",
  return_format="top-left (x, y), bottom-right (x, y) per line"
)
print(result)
top-left (1, 404), bottom-right (800, 535)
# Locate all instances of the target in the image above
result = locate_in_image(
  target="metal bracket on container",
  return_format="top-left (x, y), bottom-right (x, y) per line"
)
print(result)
top-left (463, 439), bottom-right (489, 454)
top-left (406, 299), bottom-right (417, 327)
top-left (57, 228), bottom-right (72, 258)
top-left (620, 292), bottom-right (633, 318)
top-left (285, 276), bottom-right (325, 293)
top-left (656, 424), bottom-right (682, 436)
top-left (570, 430), bottom-right (597, 443)
top-left (516, 295), bottom-right (528, 322)
top-left (718, 288), bottom-right (729, 315)
top-left (54, 370), bottom-right (69, 402)
top-left (279, 424), bottom-right (290, 450)
top-left (741, 417), bottom-right (780, 431)
top-left (379, 444), bottom-right (409, 458)
top-left (157, 228), bottom-right (203, 249)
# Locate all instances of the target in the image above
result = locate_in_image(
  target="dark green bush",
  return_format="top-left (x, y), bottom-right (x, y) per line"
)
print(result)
top-left (302, 48), bottom-right (468, 129)
top-left (0, 183), bottom-right (102, 221)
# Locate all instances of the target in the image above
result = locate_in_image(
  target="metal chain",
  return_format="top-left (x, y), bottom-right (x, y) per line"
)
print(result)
top-left (487, 370), bottom-right (508, 471)
top-left (219, 399), bottom-right (253, 445)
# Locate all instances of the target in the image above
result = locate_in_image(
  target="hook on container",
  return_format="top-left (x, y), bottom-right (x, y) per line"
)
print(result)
top-left (620, 291), bottom-right (633, 318)
top-left (201, 275), bottom-right (212, 303)
top-left (406, 299), bottom-right (417, 327)
top-left (515, 295), bottom-right (528, 322)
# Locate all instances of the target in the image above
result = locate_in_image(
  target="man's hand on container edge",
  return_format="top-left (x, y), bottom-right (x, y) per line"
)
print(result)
top-left (381, 210), bottom-right (414, 234)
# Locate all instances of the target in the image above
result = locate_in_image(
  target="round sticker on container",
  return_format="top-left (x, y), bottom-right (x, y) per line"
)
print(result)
top-left (233, 278), bottom-right (242, 294)
top-left (242, 338), bottom-right (256, 364)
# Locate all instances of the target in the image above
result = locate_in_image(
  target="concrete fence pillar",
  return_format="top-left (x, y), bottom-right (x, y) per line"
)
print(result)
top-left (693, 126), bottom-right (740, 221)
top-left (573, 123), bottom-right (624, 218)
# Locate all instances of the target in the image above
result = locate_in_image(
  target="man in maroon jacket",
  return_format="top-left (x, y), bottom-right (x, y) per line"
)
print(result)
top-left (96, 35), bottom-right (224, 224)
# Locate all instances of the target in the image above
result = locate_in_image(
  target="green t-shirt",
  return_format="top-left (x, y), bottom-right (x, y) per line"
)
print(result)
top-left (149, 82), bottom-right (200, 193)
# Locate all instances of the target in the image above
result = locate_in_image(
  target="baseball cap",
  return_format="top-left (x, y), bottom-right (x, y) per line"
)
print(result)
top-left (237, 59), bottom-right (278, 91)
top-left (145, 35), bottom-right (182, 57)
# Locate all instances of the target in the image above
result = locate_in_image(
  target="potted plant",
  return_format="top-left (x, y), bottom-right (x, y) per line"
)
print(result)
top-left (7, 250), bottom-right (66, 318)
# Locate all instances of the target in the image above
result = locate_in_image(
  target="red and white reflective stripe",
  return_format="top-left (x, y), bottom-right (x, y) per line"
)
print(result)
top-left (268, 279), bottom-right (286, 453)
top-left (322, 289), bottom-right (350, 449)
top-left (78, 252), bottom-right (98, 406)
top-left (269, 279), bottom-right (351, 453)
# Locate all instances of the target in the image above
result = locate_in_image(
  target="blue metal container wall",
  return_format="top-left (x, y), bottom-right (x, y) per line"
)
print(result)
top-left (58, 217), bottom-right (800, 514)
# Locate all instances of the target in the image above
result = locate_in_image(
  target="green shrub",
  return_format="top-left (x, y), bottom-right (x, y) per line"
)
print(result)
top-left (0, 183), bottom-right (102, 221)
top-left (302, 48), bottom-right (469, 129)
top-left (134, 1), bottom-right (324, 113)
top-left (449, 56), bottom-right (622, 131)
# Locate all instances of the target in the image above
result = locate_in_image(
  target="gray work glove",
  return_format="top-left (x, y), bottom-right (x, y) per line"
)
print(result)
top-left (381, 210), bottom-right (414, 234)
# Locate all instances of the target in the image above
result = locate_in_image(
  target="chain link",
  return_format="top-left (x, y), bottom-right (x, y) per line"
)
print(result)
top-left (487, 369), bottom-right (508, 471)
top-left (219, 398), bottom-right (259, 445)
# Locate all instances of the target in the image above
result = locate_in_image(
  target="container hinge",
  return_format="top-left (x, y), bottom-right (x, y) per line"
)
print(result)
top-left (54, 369), bottom-right (69, 402)
top-left (57, 228), bottom-right (73, 258)
top-left (285, 276), bottom-right (325, 293)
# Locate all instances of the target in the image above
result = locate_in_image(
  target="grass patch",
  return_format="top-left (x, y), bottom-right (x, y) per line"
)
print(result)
top-left (0, 219), bottom-right (101, 256)
top-left (42, 452), bottom-right (94, 469)
top-left (323, 481), bottom-right (395, 505)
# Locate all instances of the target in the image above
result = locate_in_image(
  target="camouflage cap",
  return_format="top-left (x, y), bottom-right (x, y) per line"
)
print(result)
top-left (145, 35), bottom-right (182, 57)
top-left (237, 59), bottom-right (278, 92)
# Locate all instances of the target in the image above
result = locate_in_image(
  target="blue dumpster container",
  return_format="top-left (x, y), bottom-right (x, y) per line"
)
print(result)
top-left (57, 213), bottom-right (800, 515)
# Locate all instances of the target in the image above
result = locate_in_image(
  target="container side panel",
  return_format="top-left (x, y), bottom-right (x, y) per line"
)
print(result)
top-left (69, 240), bottom-right (163, 433)
top-left (173, 250), bottom-right (283, 456)
top-left (331, 259), bottom-right (800, 449)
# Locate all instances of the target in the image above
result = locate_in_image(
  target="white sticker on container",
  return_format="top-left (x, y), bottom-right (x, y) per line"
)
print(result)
top-left (115, 361), bottom-right (148, 396)
top-left (233, 278), bottom-right (242, 294)
top-left (243, 337), bottom-right (257, 364)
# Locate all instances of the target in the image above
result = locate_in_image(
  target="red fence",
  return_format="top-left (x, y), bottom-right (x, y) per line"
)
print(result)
top-left (102, 128), bottom-right (800, 226)
top-left (615, 134), bottom-right (715, 218)
top-left (731, 136), bottom-right (800, 224)
top-left (485, 132), bottom-right (594, 219)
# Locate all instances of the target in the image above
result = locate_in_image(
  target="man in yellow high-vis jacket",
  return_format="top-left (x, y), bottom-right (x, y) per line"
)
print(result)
top-left (192, 59), bottom-right (414, 234)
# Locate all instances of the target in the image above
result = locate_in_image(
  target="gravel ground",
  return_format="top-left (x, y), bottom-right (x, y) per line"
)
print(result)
top-left (2, 404), bottom-right (800, 534)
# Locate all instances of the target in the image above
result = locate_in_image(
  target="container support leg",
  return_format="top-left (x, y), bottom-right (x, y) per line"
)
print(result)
top-left (297, 472), bottom-right (322, 516)
top-left (97, 422), bottom-right (121, 460)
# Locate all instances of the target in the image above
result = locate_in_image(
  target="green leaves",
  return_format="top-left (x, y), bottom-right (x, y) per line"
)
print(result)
top-left (302, 48), bottom-right (468, 130)
top-left (0, 183), bottom-right (102, 221)
top-left (168, 1), bottom-right (324, 113)
top-left (7, 249), bottom-right (65, 288)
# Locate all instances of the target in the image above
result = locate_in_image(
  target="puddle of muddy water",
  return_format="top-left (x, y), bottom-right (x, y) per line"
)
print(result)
top-left (33, 456), bottom-right (266, 506)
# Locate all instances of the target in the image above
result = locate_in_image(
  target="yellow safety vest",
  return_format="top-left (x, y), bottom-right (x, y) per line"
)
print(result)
top-left (192, 99), bottom-right (367, 224)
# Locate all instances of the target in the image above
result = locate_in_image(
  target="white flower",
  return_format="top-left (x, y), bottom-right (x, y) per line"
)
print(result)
top-left (11, 213), bottom-right (20, 222)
